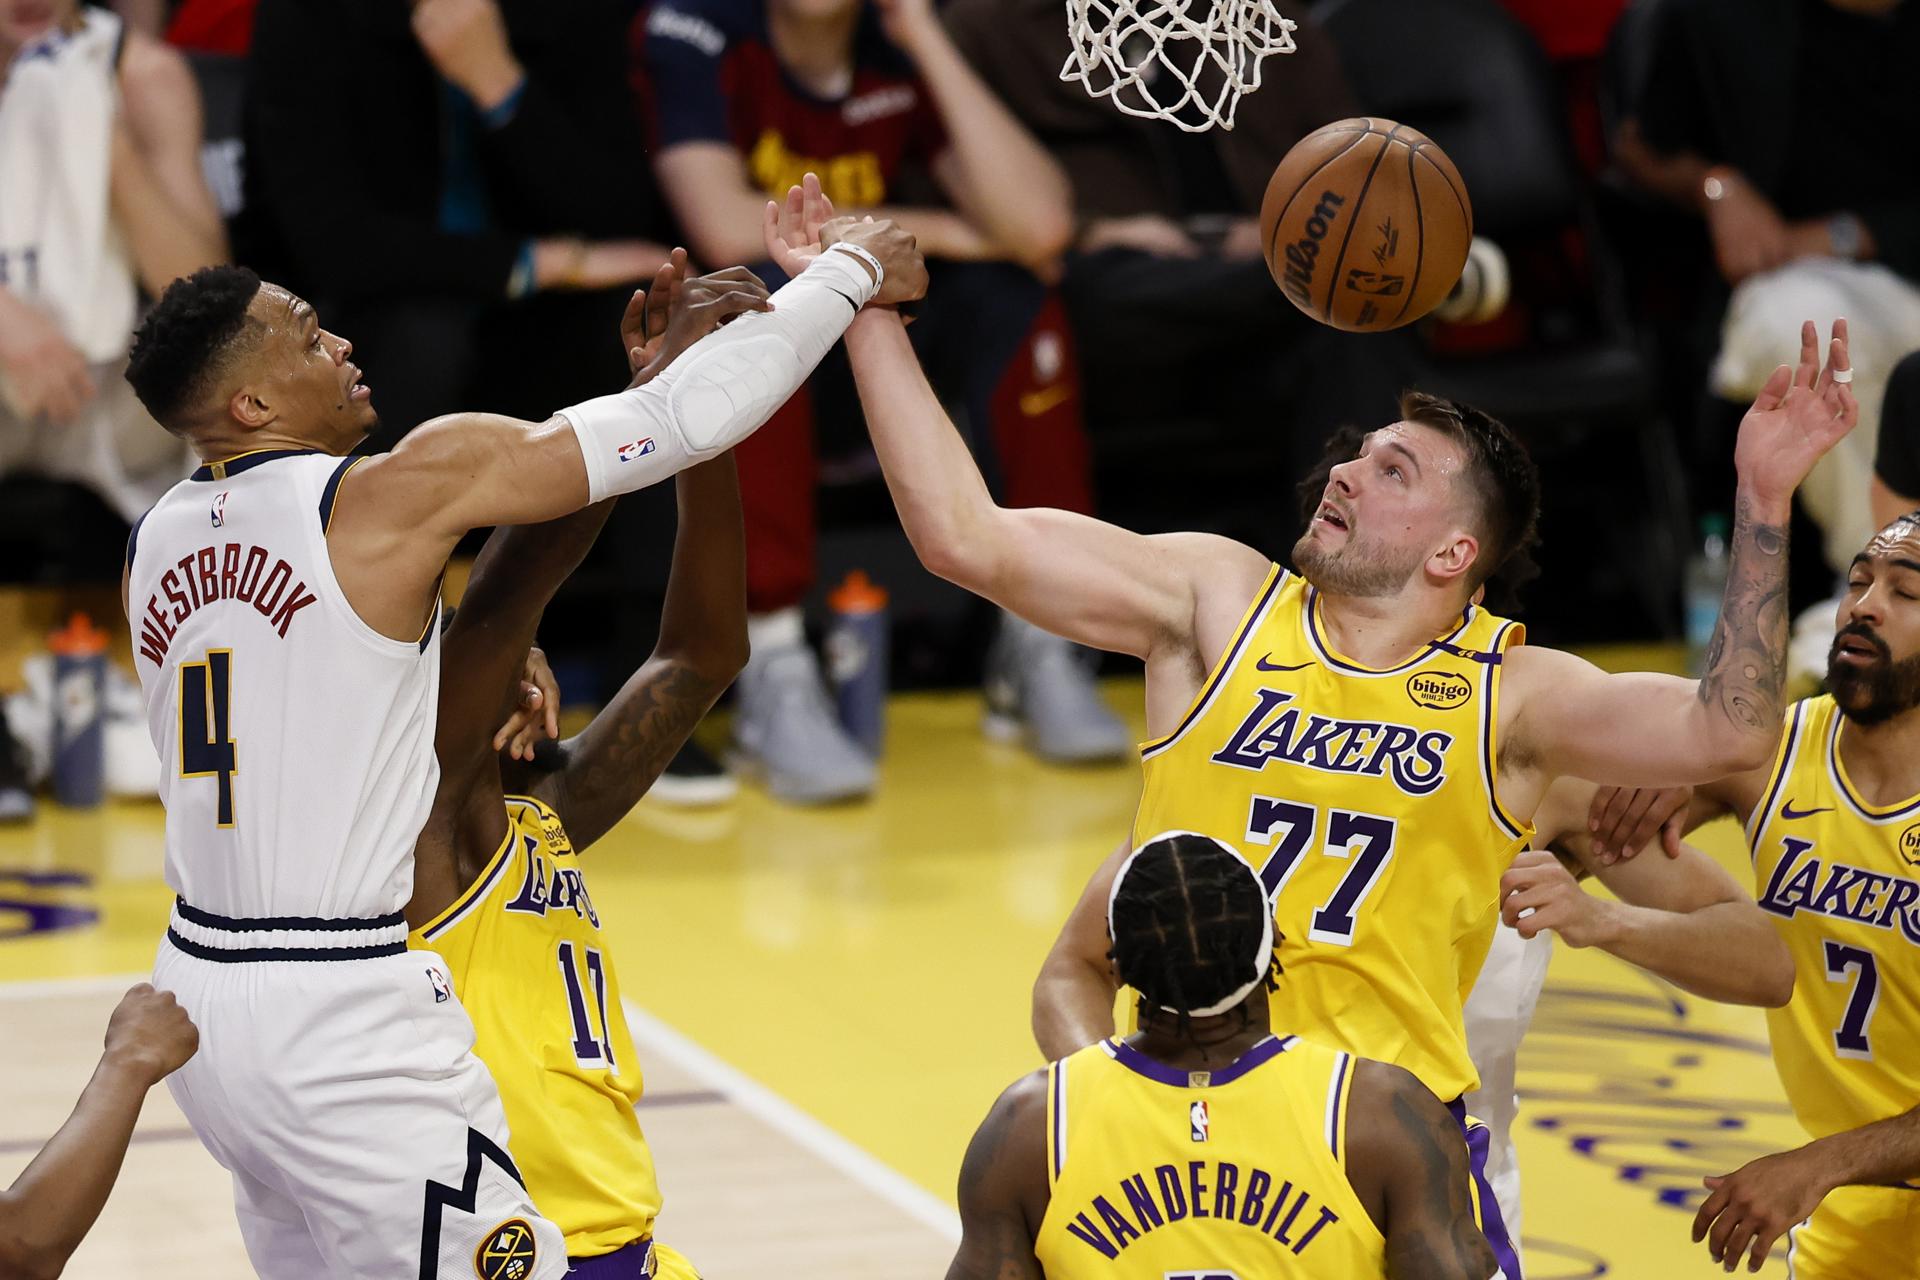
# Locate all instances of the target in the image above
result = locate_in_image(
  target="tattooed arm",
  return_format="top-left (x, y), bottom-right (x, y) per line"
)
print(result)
top-left (1498, 319), bottom-right (1857, 797)
top-left (946, 1071), bottom-right (1049, 1280)
top-left (1345, 1061), bottom-right (1500, 1280)
top-left (531, 454), bottom-right (748, 849)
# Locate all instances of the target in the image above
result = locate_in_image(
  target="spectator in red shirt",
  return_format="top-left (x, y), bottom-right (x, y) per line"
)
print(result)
top-left (634, 0), bottom-right (1127, 805)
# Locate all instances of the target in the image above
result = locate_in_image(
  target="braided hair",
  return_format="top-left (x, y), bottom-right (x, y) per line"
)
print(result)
top-left (1108, 832), bottom-right (1280, 1041)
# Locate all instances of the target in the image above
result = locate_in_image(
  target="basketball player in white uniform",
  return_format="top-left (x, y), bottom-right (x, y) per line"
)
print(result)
top-left (122, 189), bottom-right (922, 1276)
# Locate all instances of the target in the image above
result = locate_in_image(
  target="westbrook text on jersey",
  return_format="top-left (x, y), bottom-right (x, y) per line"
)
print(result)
top-left (1059, 1158), bottom-right (1345, 1262)
top-left (1758, 837), bottom-right (1920, 944)
top-left (136, 541), bottom-right (319, 664)
top-left (1208, 688), bottom-right (1453, 796)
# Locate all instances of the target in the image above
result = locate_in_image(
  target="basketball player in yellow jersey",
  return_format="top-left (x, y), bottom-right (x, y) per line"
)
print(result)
top-left (825, 206), bottom-right (1860, 1274)
top-left (404, 261), bottom-right (766, 1278)
top-left (949, 831), bottom-right (1499, 1280)
top-left (1534, 511), bottom-right (1920, 1277)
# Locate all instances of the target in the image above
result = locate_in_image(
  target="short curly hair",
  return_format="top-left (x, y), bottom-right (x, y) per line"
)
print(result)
top-left (126, 266), bottom-right (264, 432)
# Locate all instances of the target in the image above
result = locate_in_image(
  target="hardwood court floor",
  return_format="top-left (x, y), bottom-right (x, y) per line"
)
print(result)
top-left (0, 673), bottom-right (1807, 1277)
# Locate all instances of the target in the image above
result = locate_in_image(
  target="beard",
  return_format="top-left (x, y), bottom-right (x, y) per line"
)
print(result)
top-left (1291, 527), bottom-right (1423, 598)
top-left (1827, 625), bottom-right (1920, 726)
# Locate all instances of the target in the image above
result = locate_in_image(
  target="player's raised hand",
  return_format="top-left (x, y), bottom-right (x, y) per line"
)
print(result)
top-left (1588, 785), bottom-right (1691, 864)
top-left (824, 217), bottom-right (928, 306)
top-left (102, 984), bottom-right (198, 1086)
top-left (1694, 1144), bottom-right (1839, 1273)
top-left (1500, 849), bottom-right (1614, 945)
top-left (492, 646), bottom-right (561, 761)
top-left (1734, 319), bottom-right (1859, 508)
top-left (762, 172), bottom-right (839, 278)
top-left (625, 261), bottom-right (774, 381)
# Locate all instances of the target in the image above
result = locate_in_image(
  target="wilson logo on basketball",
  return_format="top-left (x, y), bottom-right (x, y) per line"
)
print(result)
top-left (474, 1218), bottom-right (537, 1279)
top-left (1278, 190), bottom-right (1346, 310)
top-left (1406, 672), bottom-right (1471, 710)
top-left (1900, 823), bottom-right (1920, 867)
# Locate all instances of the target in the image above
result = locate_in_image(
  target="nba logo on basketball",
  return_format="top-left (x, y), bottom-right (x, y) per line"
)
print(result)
top-left (616, 438), bottom-right (656, 463)
top-left (210, 491), bottom-right (228, 528)
top-left (1189, 1100), bottom-right (1210, 1142)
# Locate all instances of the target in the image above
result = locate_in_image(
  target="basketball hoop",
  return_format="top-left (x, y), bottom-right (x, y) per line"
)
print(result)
top-left (1060, 0), bottom-right (1297, 133)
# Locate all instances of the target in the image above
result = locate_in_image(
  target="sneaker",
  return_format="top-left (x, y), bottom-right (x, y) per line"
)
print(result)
top-left (983, 612), bottom-right (1131, 764)
top-left (646, 739), bottom-right (739, 808)
top-left (0, 702), bottom-right (34, 823)
top-left (730, 643), bottom-right (876, 805)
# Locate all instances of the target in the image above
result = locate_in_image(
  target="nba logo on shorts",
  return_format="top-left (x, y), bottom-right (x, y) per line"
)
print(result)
top-left (473, 1218), bottom-right (537, 1279)
top-left (616, 438), bottom-right (656, 463)
top-left (210, 491), bottom-right (229, 528)
top-left (427, 966), bottom-right (452, 1003)
top-left (1189, 1099), bottom-right (1210, 1142)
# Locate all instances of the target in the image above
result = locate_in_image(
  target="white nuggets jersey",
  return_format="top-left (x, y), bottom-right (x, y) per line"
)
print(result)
top-left (129, 450), bottom-right (440, 918)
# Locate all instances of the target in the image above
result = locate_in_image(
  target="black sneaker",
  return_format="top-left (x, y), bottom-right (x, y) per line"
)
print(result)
top-left (0, 702), bottom-right (34, 823)
top-left (647, 738), bottom-right (739, 808)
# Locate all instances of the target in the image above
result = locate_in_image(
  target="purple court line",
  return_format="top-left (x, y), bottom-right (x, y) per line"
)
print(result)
top-left (0, 1088), bottom-right (728, 1158)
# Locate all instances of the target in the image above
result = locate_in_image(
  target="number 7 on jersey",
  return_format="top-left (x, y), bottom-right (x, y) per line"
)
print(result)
top-left (179, 650), bottom-right (238, 827)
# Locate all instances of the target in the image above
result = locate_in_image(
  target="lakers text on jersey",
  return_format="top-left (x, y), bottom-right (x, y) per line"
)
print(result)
top-left (1749, 696), bottom-right (1920, 1279)
top-left (1133, 567), bottom-right (1531, 1103)
top-left (412, 795), bottom-right (670, 1262)
top-left (1036, 1034), bottom-right (1384, 1278)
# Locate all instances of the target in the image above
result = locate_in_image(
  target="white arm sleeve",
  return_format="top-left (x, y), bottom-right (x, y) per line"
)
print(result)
top-left (558, 244), bottom-right (883, 502)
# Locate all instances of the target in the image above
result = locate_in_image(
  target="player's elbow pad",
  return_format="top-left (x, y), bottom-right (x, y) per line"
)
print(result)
top-left (558, 246), bottom-right (881, 502)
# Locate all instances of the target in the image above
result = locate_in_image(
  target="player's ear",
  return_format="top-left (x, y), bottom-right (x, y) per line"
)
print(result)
top-left (1427, 529), bottom-right (1479, 585)
top-left (228, 385), bottom-right (274, 431)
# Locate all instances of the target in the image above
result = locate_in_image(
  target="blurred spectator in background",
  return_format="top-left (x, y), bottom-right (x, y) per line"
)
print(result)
top-left (942, 0), bottom-right (1416, 523)
top-left (1614, 0), bottom-right (1920, 575)
top-left (634, 0), bottom-right (1127, 805)
top-left (1872, 349), bottom-right (1920, 526)
top-left (246, 0), bottom-right (677, 448)
top-left (0, 0), bottom-right (225, 527)
top-left (164, 0), bottom-right (254, 54)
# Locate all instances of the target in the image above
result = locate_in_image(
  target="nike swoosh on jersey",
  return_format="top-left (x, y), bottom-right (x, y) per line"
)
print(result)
top-left (1255, 654), bottom-right (1312, 673)
top-left (1780, 799), bottom-right (1834, 820)
top-left (1018, 384), bottom-right (1074, 417)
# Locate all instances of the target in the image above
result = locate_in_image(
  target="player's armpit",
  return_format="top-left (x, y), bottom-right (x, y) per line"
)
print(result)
top-left (1032, 840), bottom-right (1128, 1060)
top-left (1501, 646), bottom-right (1780, 793)
top-left (946, 1073), bottom-right (1049, 1280)
top-left (328, 412), bottom-right (594, 641)
top-left (1345, 1061), bottom-right (1499, 1280)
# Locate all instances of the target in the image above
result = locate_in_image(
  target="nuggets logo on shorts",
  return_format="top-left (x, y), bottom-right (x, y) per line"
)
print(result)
top-left (474, 1218), bottom-right (538, 1280)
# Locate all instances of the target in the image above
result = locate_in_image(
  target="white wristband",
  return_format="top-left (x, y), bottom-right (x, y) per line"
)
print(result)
top-left (824, 242), bottom-right (884, 298)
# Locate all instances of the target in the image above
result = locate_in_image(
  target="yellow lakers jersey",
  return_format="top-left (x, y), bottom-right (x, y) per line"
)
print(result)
top-left (1747, 696), bottom-right (1920, 1278)
top-left (1134, 567), bottom-right (1531, 1103)
top-left (1036, 1034), bottom-right (1386, 1279)
top-left (410, 796), bottom-right (660, 1259)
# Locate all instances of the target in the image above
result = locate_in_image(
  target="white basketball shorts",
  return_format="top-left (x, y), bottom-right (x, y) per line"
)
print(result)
top-left (153, 900), bottom-right (568, 1279)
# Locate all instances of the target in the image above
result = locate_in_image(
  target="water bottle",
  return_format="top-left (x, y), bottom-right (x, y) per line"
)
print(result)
top-left (825, 570), bottom-right (889, 757)
top-left (1685, 515), bottom-right (1731, 676)
top-left (50, 612), bottom-right (109, 808)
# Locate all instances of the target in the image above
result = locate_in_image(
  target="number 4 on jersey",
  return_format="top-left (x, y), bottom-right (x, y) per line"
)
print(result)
top-left (179, 651), bottom-right (237, 827)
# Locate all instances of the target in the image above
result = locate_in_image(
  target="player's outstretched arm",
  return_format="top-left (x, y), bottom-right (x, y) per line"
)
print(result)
top-left (1345, 1061), bottom-right (1501, 1280)
top-left (327, 201), bottom-right (919, 641)
top-left (1032, 840), bottom-right (1127, 1059)
top-left (532, 453), bottom-right (749, 850)
top-left (1695, 1106), bottom-right (1920, 1274)
top-left (0, 986), bottom-right (196, 1280)
top-left (945, 1072), bottom-right (1048, 1280)
top-left (1504, 321), bottom-right (1857, 790)
top-left (1499, 845), bottom-right (1794, 1007)
top-left (843, 307), bottom-right (1269, 661)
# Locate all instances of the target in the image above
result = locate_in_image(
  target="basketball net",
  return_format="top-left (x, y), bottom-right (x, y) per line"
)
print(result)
top-left (1060, 0), bottom-right (1297, 132)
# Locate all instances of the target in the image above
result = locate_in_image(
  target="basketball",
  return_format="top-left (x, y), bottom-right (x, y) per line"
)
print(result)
top-left (1260, 117), bottom-right (1473, 332)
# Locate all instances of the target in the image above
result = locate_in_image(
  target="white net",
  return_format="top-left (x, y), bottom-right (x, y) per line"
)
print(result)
top-left (1060, 0), bottom-right (1297, 132)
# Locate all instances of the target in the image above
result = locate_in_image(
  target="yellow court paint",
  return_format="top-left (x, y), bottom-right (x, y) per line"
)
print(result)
top-left (0, 679), bottom-right (1803, 1276)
